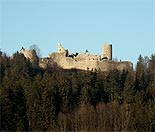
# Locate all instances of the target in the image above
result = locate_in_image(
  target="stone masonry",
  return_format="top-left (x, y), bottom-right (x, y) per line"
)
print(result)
top-left (21, 43), bottom-right (133, 72)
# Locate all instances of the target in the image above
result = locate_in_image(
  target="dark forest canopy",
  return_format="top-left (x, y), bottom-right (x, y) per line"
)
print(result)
top-left (0, 50), bottom-right (155, 131)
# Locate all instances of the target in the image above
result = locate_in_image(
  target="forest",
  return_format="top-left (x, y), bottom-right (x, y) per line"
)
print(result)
top-left (0, 50), bottom-right (155, 131)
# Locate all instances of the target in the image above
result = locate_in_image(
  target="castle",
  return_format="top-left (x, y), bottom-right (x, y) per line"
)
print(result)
top-left (21, 43), bottom-right (133, 72)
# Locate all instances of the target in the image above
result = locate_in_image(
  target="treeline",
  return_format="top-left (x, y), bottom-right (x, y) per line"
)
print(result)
top-left (0, 51), bottom-right (155, 131)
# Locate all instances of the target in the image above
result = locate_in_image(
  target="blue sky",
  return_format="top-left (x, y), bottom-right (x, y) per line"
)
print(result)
top-left (0, 0), bottom-right (154, 66)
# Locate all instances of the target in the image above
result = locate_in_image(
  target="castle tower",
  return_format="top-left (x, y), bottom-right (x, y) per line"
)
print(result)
top-left (102, 43), bottom-right (112, 60)
top-left (58, 43), bottom-right (65, 53)
top-left (20, 47), bottom-right (39, 67)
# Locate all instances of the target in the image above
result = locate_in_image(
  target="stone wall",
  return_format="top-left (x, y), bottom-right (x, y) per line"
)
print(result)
top-left (21, 44), bottom-right (133, 72)
top-left (45, 51), bottom-right (132, 72)
top-left (97, 61), bottom-right (133, 72)
top-left (21, 48), bottom-right (39, 67)
top-left (47, 50), bottom-right (101, 71)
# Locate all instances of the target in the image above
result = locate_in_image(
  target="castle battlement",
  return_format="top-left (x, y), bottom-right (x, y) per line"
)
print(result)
top-left (21, 43), bottom-right (133, 72)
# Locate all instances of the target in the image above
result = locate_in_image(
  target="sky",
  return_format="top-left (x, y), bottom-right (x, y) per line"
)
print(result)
top-left (0, 0), bottom-right (154, 66)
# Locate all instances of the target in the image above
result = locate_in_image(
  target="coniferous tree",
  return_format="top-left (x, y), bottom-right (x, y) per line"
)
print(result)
top-left (70, 72), bottom-right (81, 106)
top-left (1, 49), bottom-right (155, 131)
top-left (104, 70), bottom-right (120, 102)
top-left (0, 52), bottom-right (30, 131)
top-left (124, 70), bottom-right (135, 104)
top-left (57, 73), bottom-right (72, 113)
top-left (25, 74), bottom-right (43, 131)
top-left (41, 72), bottom-right (58, 130)
top-left (135, 55), bottom-right (148, 92)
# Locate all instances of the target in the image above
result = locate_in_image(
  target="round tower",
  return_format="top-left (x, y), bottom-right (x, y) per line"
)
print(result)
top-left (102, 43), bottom-right (112, 60)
